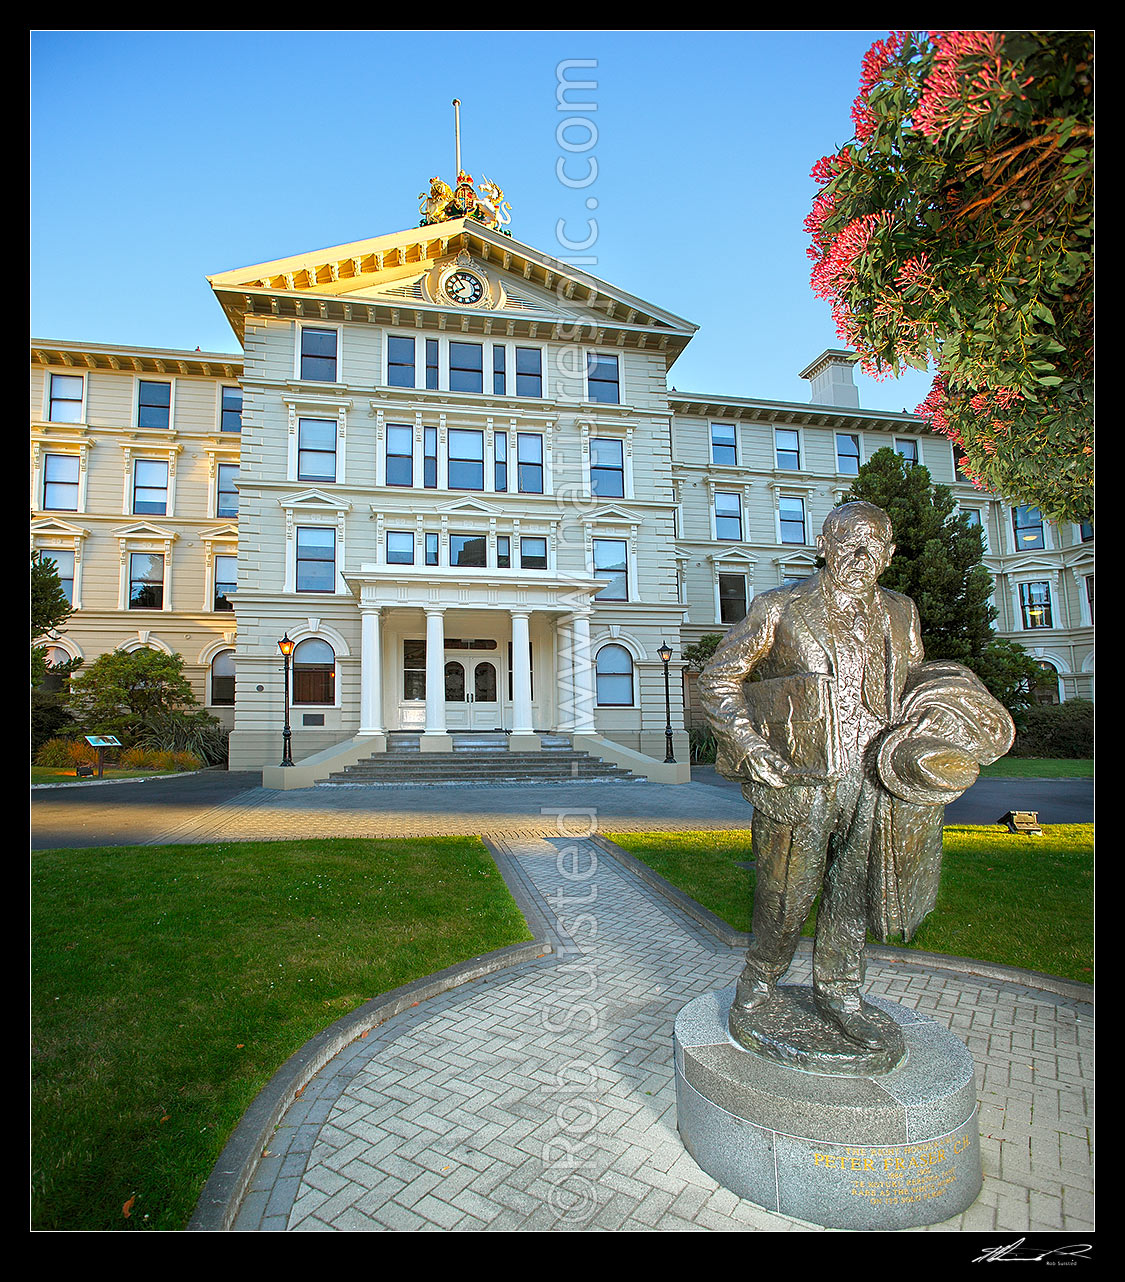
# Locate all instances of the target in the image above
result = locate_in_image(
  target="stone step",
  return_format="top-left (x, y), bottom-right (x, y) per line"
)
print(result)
top-left (320, 741), bottom-right (644, 786)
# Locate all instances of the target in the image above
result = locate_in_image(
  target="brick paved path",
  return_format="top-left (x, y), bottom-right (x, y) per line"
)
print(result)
top-left (231, 836), bottom-right (1094, 1233)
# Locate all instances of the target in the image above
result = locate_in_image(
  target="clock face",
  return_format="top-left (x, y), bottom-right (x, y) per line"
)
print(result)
top-left (445, 269), bottom-right (486, 305)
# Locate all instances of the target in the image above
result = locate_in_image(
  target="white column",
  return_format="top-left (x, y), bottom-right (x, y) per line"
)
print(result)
top-left (359, 606), bottom-right (384, 735)
top-left (571, 610), bottom-right (597, 733)
top-left (423, 607), bottom-right (448, 742)
top-left (510, 611), bottom-right (533, 734)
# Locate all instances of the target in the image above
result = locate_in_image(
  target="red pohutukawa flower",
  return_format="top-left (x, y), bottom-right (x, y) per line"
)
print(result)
top-left (851, 31), bottom-right (906, 141)
top-left (914, 30), bottom-right (1034, 139)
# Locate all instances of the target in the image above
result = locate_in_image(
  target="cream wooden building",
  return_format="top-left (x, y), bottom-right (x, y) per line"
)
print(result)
top-left (31, 218), bottom-right (1093, 782)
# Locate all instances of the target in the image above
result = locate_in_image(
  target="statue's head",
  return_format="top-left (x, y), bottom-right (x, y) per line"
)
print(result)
top-left (818, 501), bottom-right (895, 593)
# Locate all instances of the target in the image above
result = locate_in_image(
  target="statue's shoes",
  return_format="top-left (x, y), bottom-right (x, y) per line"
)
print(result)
top-left (730, 976), bottom-right (774, 1015)
top-left (814, 996), bottom-right (885, 1050)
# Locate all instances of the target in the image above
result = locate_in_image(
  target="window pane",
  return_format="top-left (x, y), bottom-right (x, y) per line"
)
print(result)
top-left (515, 347), bottom-right (542, 397)
top-left (387, 336), bottom-right (415, 387)
top-left (426, 339), bottom-right (439, 390)
top-left (715, 492), bottom-right (742, 540)
top-left (520, 536), bottom-right (547, 570)
top-left (493, 346), bottom-right (506, 395)
top-left (449, 343), bottom-right (483, 393)
top-left (296, 527), bottom-right (335, 592)
top-left (133, 459), bottom-right (168, 514)
top-left (424, 427), bottom-right (438, 488)
top-left (300, 328), bottom-right (337, 381)
top-left (217, 464), bottom-right (238, 517)
top-left (587, 354), bottom-right (619, 404)
top-left (43, 550), bottom-right (74, 604)
top-left (448, 429), bottom-right (484, 490)
top-left (719, 573), bottom-right (747, 622)
top-left (129, 553), bottom-right (164, 609)
top-left (49, 374), bottom-right (83, 422)
top-left (896, 438), bottom-right (918, 466)
top-left (779, 497), bottom-right (805, 544)
top-left (221, 387), bottom-right (242, 432)
top-left (387, 531), bottom-right (414, 564)
top-left (593, 539), bottom-right (626, 598)
top-left (494, 430), bottom-right (508, 492)
top-left (590, 437), bottom-right (624, 497)
top-left (425, 532), bottom-right (439, 566)
top-left (298, 418), bottom-right (336, 482)
top-left (214, 555), bottom-right (237, 611)
top-left (596, 644), bottom-right (633, 705)
top-left (211, 650), bottom-right (236, 705)
top-left (138, 381), bottom-right (171, 429)
top-left (1019, 581), bottom-right (1053, 629)
top-left (775, 429), bottom-right (800, 470)
top-left (711, 423), bottom-right (737, 466)
top-left (43, 454), bottom-right (80, 510)
top-left (517, 433), bottom-right (543, 493)
top-left (450, 535), bottom-right (487, 567)
top-left (1013, 505), bottom-right (1045, 549)
top-left (836, 433), bottom-right (860, 474)
top-left (386, 424), bottom-right (413, 486)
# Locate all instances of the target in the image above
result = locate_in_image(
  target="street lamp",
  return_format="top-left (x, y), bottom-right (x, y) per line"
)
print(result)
top-left (657, 639), bottom-right (676, 763)
top-left (278, 633), bottom-right (296, 767)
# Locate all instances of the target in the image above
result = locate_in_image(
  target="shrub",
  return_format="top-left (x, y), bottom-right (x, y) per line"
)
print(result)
top-left (1011, 700), bottom-right (1094, 759)
top-left (35, 738), bottom-right (99, 769)
top-left (132, 710), bottom-right (228, 765)
top-left (689, 725), bottom-right (717, 764)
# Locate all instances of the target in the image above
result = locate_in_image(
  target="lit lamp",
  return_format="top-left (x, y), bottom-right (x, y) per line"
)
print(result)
top-left (657, 640), bottom-right (676, 763)
top-left (278, 633), bottom-right (296, 767)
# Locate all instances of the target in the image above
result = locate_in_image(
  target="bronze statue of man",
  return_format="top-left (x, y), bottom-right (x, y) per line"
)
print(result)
top-left (699, 501), bottom-right (1013, 1059)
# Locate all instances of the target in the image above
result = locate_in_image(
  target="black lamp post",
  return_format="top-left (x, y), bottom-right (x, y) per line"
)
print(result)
top-left (657, 639), bottom-right (676, 763)
top-left (278, 633), bottom-right (295, 766)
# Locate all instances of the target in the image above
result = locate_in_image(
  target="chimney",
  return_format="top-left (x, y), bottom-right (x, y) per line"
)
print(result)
top-left (799, 349), bottom-right (860, 409)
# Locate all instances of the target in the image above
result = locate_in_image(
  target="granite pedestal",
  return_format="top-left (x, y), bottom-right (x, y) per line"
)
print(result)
top-left (674, 986), bottom-right (982, 1230)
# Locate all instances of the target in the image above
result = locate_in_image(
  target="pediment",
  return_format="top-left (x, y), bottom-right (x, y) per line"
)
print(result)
top-left (708, 548), bottom-right (757, 566)
top-left (201, 523), bottom-right (239, 540)
top-left (279, 489), bottom-right (352, 511)
top-left (581, 504), bottom-right (645, 525)
top-left (209, 219), bottom-right (697, 355)
top-left (32, 517), bottom-right (88, 539)
top-left (435, 496), bottom-right (509, 517)
top-left (114, 520), bottom-right (177, 541)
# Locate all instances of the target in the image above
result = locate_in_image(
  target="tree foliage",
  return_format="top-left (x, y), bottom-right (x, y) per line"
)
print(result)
top-left (32, 551), bottom-right (76, 687)
top-left (68, 648), bottom-right (199, 742)
top-left (846, 447), bottom-right (1041, 711)
top-left (808, 31), bottom-right (1092, 522)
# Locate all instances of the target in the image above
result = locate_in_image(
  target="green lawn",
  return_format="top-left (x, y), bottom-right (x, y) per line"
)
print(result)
top-left (608, 825), bottom-right (1093, 983)
top-left (979, 757), bottom-right (1093, 778)
top-left (31, 766), bottom-right (193, 784)
top-left (31, 837), bottom-right (532, 1232)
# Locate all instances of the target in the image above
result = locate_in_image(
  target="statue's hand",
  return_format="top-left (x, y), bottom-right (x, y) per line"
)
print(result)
top-left (741, 744), bottom-right (791, 789)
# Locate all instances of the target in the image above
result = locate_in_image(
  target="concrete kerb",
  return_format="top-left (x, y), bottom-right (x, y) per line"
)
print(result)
top-left (187, 841), bottom-right (558, 1232)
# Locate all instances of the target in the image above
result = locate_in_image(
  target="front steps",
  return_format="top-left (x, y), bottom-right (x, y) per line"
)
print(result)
top-left (320, 732), bottom-right (645, 786)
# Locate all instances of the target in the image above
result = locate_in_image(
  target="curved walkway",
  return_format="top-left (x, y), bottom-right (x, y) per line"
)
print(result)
top-left (208, 835), bottom-right (1093, 1234)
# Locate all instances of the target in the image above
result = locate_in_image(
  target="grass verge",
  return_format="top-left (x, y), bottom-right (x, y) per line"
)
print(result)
top-left (607, 825), bottom-right (1093, 984)
top-left (31, 837), bottom-right (532, 1232)
top-left (30, 766), bottom-right (196, 785)
top-left (978, 758), bottom-right (1093, 778)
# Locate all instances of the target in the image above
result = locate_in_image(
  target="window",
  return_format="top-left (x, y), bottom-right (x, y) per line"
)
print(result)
top-left (719, 573), bottom-right (748, 623)
top-left (211, 650), bottom-right (236, 706)
top-left (300, 328), bottom-right (337, 382)
top-left (1079, 520), bottom-right (1094, 543)
top-left (496, 535), bottom-right (511, 568)
top-left (710, 423), bottom-right (737, 466)
top-left (448, 429), bottom-right (484, 490)
top-left (424, 427), bottom-right (438, 488)
top-left (1012, 505), bottom-right (1045, 550)
top-left (449, 342), bottom-right (483, 393)
top-left (775, 429), bottom-right (801, 470)
top-left (43, 454), bottom-right (79, 510)
top-left (387, 336), bottom-right (415, 387)
top-left (426, 339), bottom-right (439, 390)
top-left (386, 425), bottom-right (413, 487)
top-left (450, 534), bottom-right (487, 568)
top-left (298, 418), bottom-right (336, 483)
top-left (133, 460), bottom-right (169, 515)
top-left (292, 638), bottom-right (335, 704)
top-left (592, 538), bottom-right (627, 599)
top-left (779, 496), bottom-right (806, 544)
top-left (494, 430), bottom-right (508, 491)
top-left (42, 550), bottom-right (75, 605)
top-left (296, 527), bottom-right (335, 593)
top-left (519, 536), bottom-right (548, 570)
top-left (214, 554), bottom-right (237, 611)
top-left (48, 373), bottom-right (83, 423)
top-left (489, 346), bottom-right (505, 395)
top-left (386, 531), bottom-right (414, 564)
top-left (425, 532), bottom-right (439, 566)
top-left (1019, 581), bottom-right (1053, 629)
top-left (138, 380), bottom-right (171, 430)
top-left (515, 348), bottom-right (542, 398)
top-left (517, 433), bottom-right (544, 493)
top-left (129, 553), bottom-right (164, 609)
top-left (714, 491), bottom-right (742, 541)
top-left (895, 438), bottom-right (919, 467)
top-left (1085, 574), bottom-right (1094, 624)
top-left (587, 354), bottom-right (619, 404)
top-left (216, 464), bottom-right (238, 517)
top-left (402, 640), bottom-right (427, 700)
top-left (953, 445), bottom-right (972, 481)
top-left (836, 433), bottom-right (860, 475)
top-left (1033, 660), bottom-right (1060, 706)
top-left (221, 386), bottom-right (242, 432)
top-left (590, 437), bottom-right (624, 498)
top-left (595, 644), bottom-right (633, 706)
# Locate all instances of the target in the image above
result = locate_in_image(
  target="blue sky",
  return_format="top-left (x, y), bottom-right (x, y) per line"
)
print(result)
top-left (30, 29), bottom-right (935, 414)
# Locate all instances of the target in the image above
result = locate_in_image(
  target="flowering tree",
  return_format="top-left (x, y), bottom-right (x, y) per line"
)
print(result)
top-left (807, 31), bottom-right (1092, 522)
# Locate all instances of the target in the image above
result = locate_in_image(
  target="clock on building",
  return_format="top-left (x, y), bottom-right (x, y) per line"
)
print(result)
top-left (441, 267), bottom-right (488, 307)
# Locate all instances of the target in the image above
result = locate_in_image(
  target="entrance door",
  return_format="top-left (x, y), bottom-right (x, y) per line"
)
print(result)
top-left (444, 657), bottom-right (501, 729)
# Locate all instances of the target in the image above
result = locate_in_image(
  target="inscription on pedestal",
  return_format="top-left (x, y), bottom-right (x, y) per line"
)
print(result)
top-left (804, 1131), bottom-right (978, 1211)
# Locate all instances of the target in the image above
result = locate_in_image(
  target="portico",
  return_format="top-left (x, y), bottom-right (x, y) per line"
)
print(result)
top-left (347, 564), bottom-right (604, 752)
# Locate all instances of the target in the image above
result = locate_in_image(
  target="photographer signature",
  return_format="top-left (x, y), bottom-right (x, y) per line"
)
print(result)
top-left (973, 1238), bottom-right (1092, 1263)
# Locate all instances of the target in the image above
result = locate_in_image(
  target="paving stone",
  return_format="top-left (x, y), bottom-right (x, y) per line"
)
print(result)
top-left (224, 834), bottom-right (1093, 1233)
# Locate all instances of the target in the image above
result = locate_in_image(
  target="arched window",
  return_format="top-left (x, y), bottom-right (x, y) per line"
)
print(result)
top-left (210, 649), bottom-right (236, 707)
top-left (293, 638), bottom-right (335, 705)
top-left (41, 646), bottom-right (72, 693)
top-left (1034, 660), bottom-right (1061, 706)
top-left (595, 644), bottom-right (634, 707)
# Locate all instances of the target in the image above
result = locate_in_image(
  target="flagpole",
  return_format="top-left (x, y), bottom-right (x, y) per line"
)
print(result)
top-left (452, 98), bottom-right (462, 176)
